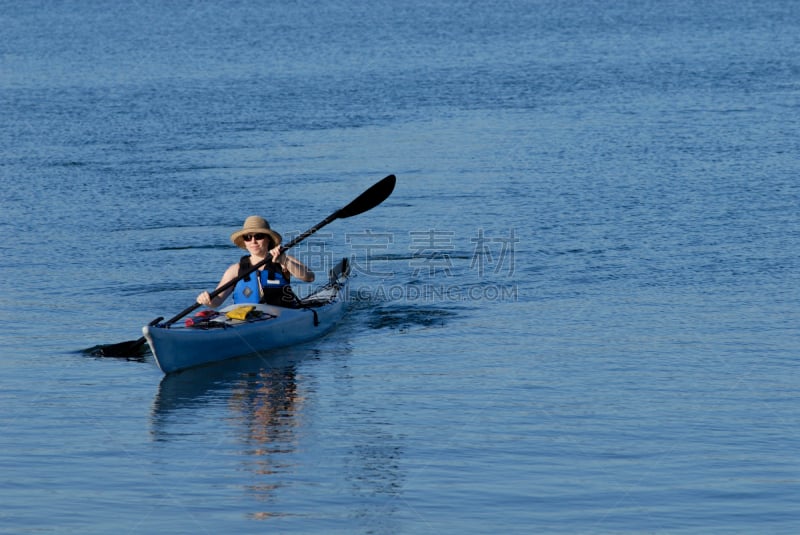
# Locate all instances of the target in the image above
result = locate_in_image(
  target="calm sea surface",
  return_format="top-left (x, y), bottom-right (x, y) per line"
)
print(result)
top-left (1, 0), bottom-right (799, 533)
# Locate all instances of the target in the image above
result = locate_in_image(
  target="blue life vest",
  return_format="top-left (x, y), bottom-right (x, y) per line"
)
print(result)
top-left (233, 255), bottom-right (296, 307)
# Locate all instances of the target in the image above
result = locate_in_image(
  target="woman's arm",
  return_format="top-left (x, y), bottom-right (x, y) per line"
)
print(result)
top-left (196, 263), bottom-right (239, 307)
top-left (281, 254), bottom-right (315, 282)
top-left (270, 246), bottom-right (315, 282)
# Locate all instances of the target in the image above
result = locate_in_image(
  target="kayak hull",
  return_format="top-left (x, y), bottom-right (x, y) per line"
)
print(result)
top-left (144, 259), bottom-right (349, 374)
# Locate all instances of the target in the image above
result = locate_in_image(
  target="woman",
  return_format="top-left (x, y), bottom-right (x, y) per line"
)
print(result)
top-left (197, 216), bottom-right (315, 309)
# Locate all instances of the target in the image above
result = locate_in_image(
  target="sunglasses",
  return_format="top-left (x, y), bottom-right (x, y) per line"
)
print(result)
top-left (243, 233), bottom-right (268, 242)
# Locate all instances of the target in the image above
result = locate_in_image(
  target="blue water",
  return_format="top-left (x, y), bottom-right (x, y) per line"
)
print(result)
top-left (2, 0), bottom-right (799, 533)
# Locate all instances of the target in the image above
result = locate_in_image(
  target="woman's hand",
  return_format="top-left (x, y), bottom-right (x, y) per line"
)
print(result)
top-left (269, 245), bottom-right (284, 264)
top-left (197, 290), bottom-right (212, 307)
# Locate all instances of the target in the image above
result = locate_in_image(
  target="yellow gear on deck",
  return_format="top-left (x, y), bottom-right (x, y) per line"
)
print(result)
top-left (225, 305), bottom-right (256, 321)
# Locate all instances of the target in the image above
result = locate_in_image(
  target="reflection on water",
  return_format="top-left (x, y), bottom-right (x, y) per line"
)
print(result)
top-left (150, 349), bottom-right (406, 526)
top-left (230, 366), bottom-right (300, 458)
top-left (151, 353), bottom-right (303, 516)
top-left (151, 352), bottom-right (303, 418)
top-left (230, 364), bottom-right (302, 515)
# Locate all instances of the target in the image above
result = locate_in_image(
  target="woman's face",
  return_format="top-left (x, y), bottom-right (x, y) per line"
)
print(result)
top-left (243, 233), bottom-right (270, 256)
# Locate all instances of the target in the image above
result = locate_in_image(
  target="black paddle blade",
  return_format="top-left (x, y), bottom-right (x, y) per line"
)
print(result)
top-left (87, 338), bottom-right (148, 359)
top-left (281, 174), bottom-right (397, 251)
top-left (338, 174), bottom-right (396, 219)
top-left (90, 316), bottom-right (163, 357)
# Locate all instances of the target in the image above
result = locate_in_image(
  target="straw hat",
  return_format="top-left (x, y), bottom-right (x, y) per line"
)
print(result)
top-left (230, 216), bottom-right (282, 249)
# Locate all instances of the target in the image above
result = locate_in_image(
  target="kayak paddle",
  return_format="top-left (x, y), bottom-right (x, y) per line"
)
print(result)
top-left (95, 174), bottom-right (396, 358)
